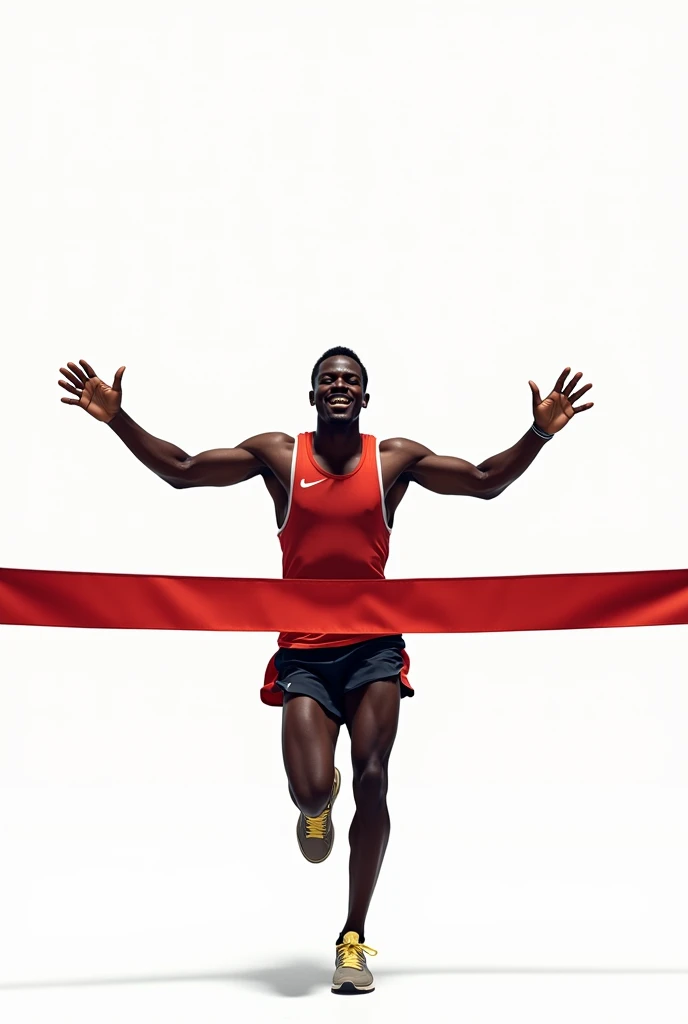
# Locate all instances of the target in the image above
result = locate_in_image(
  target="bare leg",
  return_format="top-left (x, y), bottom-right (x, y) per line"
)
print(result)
top-left (339, 678), bottom-right (400, 940)
top-left (282, 694), bottom-right (340, 817)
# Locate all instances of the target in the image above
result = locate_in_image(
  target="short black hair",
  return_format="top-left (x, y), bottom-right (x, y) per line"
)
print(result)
top-left (311, 346), bottom-right (368, 392)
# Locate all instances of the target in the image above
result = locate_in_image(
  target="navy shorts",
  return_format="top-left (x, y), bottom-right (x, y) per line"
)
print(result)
top-left (274, 635), bottom-right (409, 719)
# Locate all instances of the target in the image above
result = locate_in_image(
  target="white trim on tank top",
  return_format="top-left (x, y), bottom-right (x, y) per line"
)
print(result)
top-left (277, 434), bottom-right (298, 536)
top-left (375, 438), bottom-right (392, 534)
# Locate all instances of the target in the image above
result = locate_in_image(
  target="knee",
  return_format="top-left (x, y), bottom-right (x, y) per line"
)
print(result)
top-left (352, 756), bottom-right (388, 805)
top-left (289, 775), bottom-right (333, 818)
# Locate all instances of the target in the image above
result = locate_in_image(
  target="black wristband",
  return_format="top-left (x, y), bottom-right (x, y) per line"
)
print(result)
top-left (531, 422), bottom-right (554, 441)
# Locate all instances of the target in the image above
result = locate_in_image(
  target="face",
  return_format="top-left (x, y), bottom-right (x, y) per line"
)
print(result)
top-left (310, 356), bottom-right (369, 425)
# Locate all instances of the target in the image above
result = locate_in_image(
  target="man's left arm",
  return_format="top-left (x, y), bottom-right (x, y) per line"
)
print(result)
top-left (391, 367), bottom-right (594, 500)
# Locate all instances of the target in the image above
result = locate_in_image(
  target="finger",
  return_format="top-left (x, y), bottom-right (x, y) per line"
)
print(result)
top-left (79, 359), bottom-right (98, 378)
top-left (563, 371), bottom-right (583, 397)
top-left (112, 365), bottom-right (126, 392)
top-left (67, 361), bottom-right (89, 384)
top-left (572, 402), bottom-right (594, 413)
top-left (60, 366), bottom-right (83, 389)
top-left (553, 367), bottom-right (571, 393)
top-left (58, 379), bottom-right (81, 396)
top-left (528, 380), bottom-right (542, 405)
top-left (60, 396), bottom-right (81, 405)
top-left (568, 382), bottom-right (592, 403)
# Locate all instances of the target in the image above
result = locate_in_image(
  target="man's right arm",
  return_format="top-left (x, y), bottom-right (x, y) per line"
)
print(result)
top-left (58, 359), bottom-right (290, 490)
top-left (108, 410), bottom-right (287, 489)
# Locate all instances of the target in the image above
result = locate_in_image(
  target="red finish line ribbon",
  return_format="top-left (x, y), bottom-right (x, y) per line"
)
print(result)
top-left (1, 567), bottom-right (688, 633)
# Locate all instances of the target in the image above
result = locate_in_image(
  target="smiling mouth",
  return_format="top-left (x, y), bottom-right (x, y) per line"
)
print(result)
top-left (327, 396), bottom-right (352, 407)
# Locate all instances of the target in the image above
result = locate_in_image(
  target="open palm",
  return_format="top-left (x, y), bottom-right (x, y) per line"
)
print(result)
top-left (529, 367), bottom-right (594, 434)
top-left (58, 360), bottom-right (125, 423)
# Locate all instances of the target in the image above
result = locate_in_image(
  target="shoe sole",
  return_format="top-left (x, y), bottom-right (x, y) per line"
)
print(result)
top-left (296, 767), bottom-right (341, 864)
top-left (331, 981), bottom-right (375, 994)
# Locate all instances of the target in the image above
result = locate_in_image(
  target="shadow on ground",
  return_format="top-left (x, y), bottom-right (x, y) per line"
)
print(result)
top-left (1, 962), bottom-right (687, 998)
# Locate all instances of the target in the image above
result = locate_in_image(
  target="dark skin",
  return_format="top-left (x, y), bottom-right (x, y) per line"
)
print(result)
top-left (58, 354), bottom-right (593, 941)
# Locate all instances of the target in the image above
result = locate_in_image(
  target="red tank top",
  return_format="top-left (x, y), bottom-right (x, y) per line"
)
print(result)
top-left (260, 431), bottom-right (412, 704)
top-left (278, 431), bottom-right (390, 646)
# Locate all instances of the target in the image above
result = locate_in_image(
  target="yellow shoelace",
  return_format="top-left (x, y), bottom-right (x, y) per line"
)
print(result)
top-left (304, 806), bottom-right (331, 840)
top-left (336, 933), bottom-right (378, 970)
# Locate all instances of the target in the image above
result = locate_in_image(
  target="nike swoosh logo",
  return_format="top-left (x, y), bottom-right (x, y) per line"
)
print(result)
top-left (300, 477), bottom-right (326, 488)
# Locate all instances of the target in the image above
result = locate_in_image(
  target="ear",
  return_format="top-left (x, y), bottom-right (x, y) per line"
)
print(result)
top-left (309, 389), bottom-right (315, 406)
top-left (362, 392), bottom-right (369, 408)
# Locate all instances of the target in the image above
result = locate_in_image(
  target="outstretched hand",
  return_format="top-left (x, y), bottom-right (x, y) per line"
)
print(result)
top-left (58, 360), bottom-right (126, 423)
top-left (528, 367), bottom-right (594, 435)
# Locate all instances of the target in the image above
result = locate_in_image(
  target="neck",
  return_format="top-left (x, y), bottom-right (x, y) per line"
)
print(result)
top-left (313, 418), bottom-right (362, 465)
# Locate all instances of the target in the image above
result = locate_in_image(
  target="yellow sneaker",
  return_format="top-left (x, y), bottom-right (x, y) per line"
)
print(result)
top-left (331, 931), bottom-right (377, 993)
top-left (296, 767), bottom-right (341, 863)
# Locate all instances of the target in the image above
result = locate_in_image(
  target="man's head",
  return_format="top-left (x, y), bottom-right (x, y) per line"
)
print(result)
top-left (310, 347), bottom-right (369, 425)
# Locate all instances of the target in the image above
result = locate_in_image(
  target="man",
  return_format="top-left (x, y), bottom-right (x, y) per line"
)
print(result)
top-left (58, 347), bottom-right (593, 993)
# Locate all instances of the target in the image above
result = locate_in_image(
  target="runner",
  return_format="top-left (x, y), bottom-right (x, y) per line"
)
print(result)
top-left (58, 347), bottom-right (593, 993)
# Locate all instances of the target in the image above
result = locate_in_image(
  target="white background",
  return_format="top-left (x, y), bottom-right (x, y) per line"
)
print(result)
top-left (1, 1), bottom-right (687, 1021)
